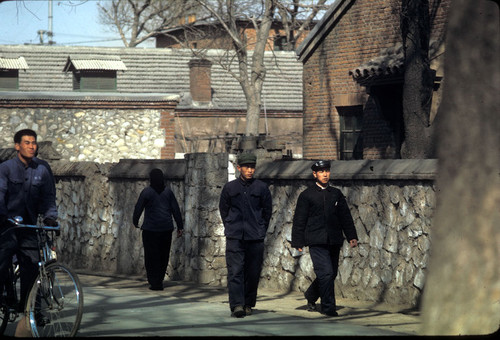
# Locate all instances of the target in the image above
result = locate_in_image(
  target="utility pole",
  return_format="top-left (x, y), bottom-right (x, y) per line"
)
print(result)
top-left (37, 0), bottom-right (55, 45)
top-left (48, 0), bottom-right (54, 45)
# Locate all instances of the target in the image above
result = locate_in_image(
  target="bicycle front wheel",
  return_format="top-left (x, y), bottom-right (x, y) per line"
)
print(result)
top-left (25, 263), bottom-right (83, 337)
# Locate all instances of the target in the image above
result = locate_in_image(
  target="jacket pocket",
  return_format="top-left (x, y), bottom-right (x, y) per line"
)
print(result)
top-left (304, 215), bottom-right (325, 244)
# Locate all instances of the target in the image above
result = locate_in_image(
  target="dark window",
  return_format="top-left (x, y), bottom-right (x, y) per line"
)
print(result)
top-left (274, 36), bottom-right (287, 51)
top-left (73, 70), bottom-right (117, 91)
top-left (338, 106), bottom-right (363, 160)
top-left (0, 69), bottom-right (19, 90)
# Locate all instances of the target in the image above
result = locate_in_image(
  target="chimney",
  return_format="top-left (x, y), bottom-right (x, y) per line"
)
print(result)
top-left (189, 59), bottom-right (212, 102)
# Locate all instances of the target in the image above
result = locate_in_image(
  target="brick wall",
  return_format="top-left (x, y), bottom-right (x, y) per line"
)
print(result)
top-left (160, 109), bottom-right (176, 159)
top-left (302, 0), bottom-right (451, 159)
top-left (157, 23), bottom-right (309, 51)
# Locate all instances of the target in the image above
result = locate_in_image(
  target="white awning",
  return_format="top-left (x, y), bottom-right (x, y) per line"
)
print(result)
top-left (0, 56), bottom-right (29, 69)
top-left (64, 55), bottom-right (127, 72)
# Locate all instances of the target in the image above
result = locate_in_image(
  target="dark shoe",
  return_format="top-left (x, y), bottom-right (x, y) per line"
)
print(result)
top-left (304, 292), bottom-right (317, 312)
top-left (149, 285), bottom-right (163, 291)
top-left (306, 301), bottom-right (317, 312)
top-left (244, 305), bottom-right (252, 316)
top-left (323, 310), bottom-right (339, 317)
top-left (231, 305), bottom-right (245, 318)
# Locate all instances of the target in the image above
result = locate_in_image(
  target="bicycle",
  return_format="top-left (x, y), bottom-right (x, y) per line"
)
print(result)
top-left (0, 216), bottom-right (83, 337)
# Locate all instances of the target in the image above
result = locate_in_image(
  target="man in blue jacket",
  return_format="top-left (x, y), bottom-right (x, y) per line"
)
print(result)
top-left (0, 129), bottom-right (58, 316)
top-left (292, 160), bottom-right (358, 317)
top-left (219, 152), bottom-right (272, 318)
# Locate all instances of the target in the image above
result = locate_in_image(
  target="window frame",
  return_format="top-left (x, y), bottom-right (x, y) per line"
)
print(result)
top-left (72, 70), bottom-right (117, 92)
top-left (338, 105), bottom-right (364, 160)
top-left (0, 69), bottom-right (19, 90)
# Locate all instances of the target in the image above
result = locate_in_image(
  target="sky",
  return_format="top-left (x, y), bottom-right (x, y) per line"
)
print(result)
top-left (0, 0), bottom-right (154, 47)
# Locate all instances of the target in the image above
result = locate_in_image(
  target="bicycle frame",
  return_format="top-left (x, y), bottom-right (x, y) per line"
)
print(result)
top-left (1, 216), bottom-right (83, 337)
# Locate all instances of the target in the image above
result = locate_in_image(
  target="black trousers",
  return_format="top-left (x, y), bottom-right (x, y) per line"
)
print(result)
top-left (305, 244), bottom-right (342, 314)
top-left (225, 238), bottom-right (264, 310)
top-left (142, 230), bottom-right (173, 288)
top-left (0, 229), bottom-right (39, 309)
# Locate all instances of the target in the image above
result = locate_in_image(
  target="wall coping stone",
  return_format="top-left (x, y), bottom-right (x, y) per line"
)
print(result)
top-left (50, 161), bottom-right (111, 178)
top-left (255, 159), bottom-right (437, 180)
top-left (0, 91), bottom-right (180, 102)
top-left (108, 159), bottom-right (186, 180)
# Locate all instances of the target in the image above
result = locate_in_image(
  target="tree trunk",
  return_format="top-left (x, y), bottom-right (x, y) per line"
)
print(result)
top-left (420, 0), bottom-right (500, 335)
top-left (242, 0), bottom-right (275, 137)
top-left (245, 92), bottom-right (262, 137)
top-left (400, 0), bottom-right (435, 158)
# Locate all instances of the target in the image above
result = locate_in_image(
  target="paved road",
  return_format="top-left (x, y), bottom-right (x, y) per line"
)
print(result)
top-left (4, 272), bottom-right (421, 337)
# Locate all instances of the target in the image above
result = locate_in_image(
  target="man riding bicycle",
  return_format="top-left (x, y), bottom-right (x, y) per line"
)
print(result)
top-left (0, 129), bottom-right (58, 317)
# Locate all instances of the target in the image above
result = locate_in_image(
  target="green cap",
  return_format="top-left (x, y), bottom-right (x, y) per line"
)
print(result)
top-left (237, 152), bottom-right (257, 165)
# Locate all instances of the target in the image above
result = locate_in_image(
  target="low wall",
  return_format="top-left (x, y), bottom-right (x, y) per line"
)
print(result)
top-left (50, 154), bottom-right (436, 307)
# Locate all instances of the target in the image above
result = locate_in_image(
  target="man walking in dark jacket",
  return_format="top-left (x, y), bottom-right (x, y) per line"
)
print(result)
top-left (292, 160), bottom-right (358, 317)
top-left (219, 152), bottom-right (272, 318)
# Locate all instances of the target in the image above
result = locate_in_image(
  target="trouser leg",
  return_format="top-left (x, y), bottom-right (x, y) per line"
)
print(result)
top-left (16, 231), bottom-right (40, 309)
top-left (0, 230), bottom-right (17, 298)
top-left (304, 278), bottom-right (320, 303)
top-left (309, 244), bottom-right (341, 314)
top-left (226, 238), bottom-right (245, 310)
top-left (158, 231), bottom-right (173, 280)
top-left (243, 240), bottom-right (264, 308)
top-left (142, 230), bottom-right (170, 288)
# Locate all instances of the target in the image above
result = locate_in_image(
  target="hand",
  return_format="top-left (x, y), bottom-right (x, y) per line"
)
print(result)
top-left (297, 248), bottom-right (303, 252)
top-left (177, 229), bottom-right (184, 238)
top-left (43, 217), bottom-right (58, 227)
top-left (0, 214), bottom-right (7, 228)
top-left (349, 239), bottom-right (358, 248)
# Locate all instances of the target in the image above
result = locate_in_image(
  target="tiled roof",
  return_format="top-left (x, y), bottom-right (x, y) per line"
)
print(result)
top-left (349, 40), bottom-right (443, 85)
top-left (0, 45), bottom-right (303, 111)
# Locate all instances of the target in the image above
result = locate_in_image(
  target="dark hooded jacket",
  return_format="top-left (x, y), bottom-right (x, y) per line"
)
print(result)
top-left (132, 169), bottom-right (183, 232)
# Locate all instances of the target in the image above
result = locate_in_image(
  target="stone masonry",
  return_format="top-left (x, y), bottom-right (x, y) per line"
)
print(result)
top-left (45, 154), bottom-right (436, 307)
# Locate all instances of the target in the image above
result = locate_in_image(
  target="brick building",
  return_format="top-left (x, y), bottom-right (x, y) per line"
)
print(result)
top-left (296, 0), bottom-right (451, 160)
top-left (156, 19), bottom-right (312, 52)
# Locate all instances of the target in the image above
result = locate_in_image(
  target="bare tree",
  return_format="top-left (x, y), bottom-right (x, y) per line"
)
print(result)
top-left (98, 0), bottom-right (331, 143)
top-left (420, 0), bottom-right (500, 334)
top-left (191, 0), bottom-right (330, 140)
top-left (276, 0), bottom-right (329, 51)
top-left (98, 0), bottom-right (201, 47)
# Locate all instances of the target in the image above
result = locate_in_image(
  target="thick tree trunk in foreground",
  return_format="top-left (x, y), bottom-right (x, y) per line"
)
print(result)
top-left (420, 0), bottom-right (500, 335)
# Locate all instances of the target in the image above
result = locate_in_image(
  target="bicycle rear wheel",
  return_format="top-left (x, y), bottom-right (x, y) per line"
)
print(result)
top-left (25, 263), bottom-right (83, 337)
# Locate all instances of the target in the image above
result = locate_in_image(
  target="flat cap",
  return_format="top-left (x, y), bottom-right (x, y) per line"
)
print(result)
top-left (311, 160), bottom-right (331, 171)
top-left (237, 152), bottom-right (257, 165)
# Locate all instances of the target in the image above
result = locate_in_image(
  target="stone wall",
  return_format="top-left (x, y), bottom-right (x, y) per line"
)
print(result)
top-left (50, 155), bottom-right (436, 307)
top-left (0, 104), bottom-right (172, 162)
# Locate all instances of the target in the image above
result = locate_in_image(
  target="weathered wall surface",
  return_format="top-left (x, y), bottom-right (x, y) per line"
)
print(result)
top-left (0, 107), bottom-right (167, 162)
top-left (50, 155), bottom-right (436, 307)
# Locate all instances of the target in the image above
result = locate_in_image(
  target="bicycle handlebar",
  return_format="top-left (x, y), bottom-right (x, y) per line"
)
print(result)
top-left (6, 217), bottom-right (60, 232)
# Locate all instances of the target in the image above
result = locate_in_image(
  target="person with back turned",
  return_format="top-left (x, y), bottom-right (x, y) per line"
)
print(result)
top-left (291, 160), bottom-right (358, 317)
top-left (133, 168), bottom-right (184, 291)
